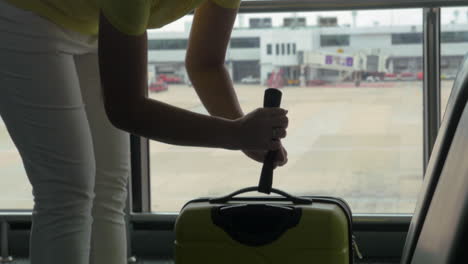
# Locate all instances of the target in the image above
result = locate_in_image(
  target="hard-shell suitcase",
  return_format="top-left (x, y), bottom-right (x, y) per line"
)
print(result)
top-left (174, 187), bottom-right (358, 264)
top-left (174, 89), bottom-right (359, 263)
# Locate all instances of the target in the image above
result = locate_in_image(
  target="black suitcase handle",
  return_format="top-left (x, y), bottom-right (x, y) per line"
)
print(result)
top-left (258, 88), bottom-right (283, 194)
top-left (211, 203), bottom-right (302, 247)
top-left (209, 186), bottom-right (313, 205)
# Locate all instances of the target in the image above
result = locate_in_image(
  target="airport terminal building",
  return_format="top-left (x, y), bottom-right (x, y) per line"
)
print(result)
top-left (147, 17), bottom-right (468, 85)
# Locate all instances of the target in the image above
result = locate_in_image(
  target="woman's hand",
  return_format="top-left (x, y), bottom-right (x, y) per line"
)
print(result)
top-left (242, 143), bottom-right (288, 167)
top-left (233, 108), bottom-right (288, 151)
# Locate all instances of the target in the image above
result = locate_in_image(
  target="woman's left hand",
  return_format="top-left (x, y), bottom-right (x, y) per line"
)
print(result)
top-left (242, 142), bottom-right (288, 168)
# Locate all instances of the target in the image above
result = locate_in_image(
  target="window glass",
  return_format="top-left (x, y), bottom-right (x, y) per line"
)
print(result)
top-left (441, 7), bottom-right (468, 120)
top-left (148, 39), bottom-right (188, 50)
top-left (392, 33), bottom-right (423, 45)
top-left (320, 34), bottom-right (350, 47)
top-left (0, 120), bottom-right (32, 209)
top-left (148, 9), bottom-right (424, 214)
top-left (230, 37), bottom-right (260, 48)
top-left (441, 31), bottom-right (468, 43)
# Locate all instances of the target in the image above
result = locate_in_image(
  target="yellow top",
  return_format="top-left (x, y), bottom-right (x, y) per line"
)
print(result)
top-left (4, 0), bottom-right (241, 36)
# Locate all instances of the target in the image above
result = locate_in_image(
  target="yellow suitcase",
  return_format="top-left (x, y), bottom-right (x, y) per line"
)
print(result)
top-left (174, 187), bottom-right (357, 264)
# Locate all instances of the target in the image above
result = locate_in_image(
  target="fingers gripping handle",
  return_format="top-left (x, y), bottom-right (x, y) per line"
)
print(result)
top-left (259, 88), bottom-right (282, 194)
top-left (263, 88), bottom-right (282, 109)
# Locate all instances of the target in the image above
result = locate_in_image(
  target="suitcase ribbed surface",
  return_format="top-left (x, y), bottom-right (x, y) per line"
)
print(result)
top-left (175, 199), bottom-right (351, 264)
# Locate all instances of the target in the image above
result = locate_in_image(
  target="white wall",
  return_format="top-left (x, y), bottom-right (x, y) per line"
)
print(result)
top-left (147, 24), bottom-right (468, 75)
top-left (441, 43), bottom-right (468, 56)
top-left (148, 50), bottom-right (187, 63)
top-left (228, 49), bottom-right (260, 61)
top-left (259, 28), bottom-right (310, 66)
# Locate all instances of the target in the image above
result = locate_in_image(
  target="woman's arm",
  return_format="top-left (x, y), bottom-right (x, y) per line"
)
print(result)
top-left (185, 0), bottom-right (243, 120)
top-left (98, 13), bottom-right (287, 151)
top-left (186, 1), bottom-right (288, 165)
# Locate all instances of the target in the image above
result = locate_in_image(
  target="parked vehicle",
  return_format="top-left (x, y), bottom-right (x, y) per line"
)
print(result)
top-left (240, 76), bottom-right (261, 84)
top-left (399, 72), bottom-right (417, 81)
top-left (417, 72), bottom-right (424, 81)
top-left (384, 73), bottom-right (399, 81)
top-left (149, 79), bottom-right (168, 93)
top-left (287, 79), bottom-right (300, 86)
top-left (417, 72), bottom-right (457, 81)
top-left (158, 74), bottom-right (183, 84)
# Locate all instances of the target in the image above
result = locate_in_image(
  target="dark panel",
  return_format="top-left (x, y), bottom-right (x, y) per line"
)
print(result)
top-left (320, 35), bottom-right (350, 47)
top-left (148, 39), bottom-right (188, 50)
top-left (392, 33), bottom-right (423, 45)
top-left (232, 61), bottom-right (260, 82)
top-left (230, 37), bottom-right (260, 48)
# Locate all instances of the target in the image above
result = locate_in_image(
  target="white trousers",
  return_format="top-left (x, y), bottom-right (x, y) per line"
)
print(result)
top-left (0, 1), bottom-right (131, 263)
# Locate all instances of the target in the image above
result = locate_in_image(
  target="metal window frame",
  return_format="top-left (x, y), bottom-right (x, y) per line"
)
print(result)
top-left (239, 0), bottom-right (465, 12)
top-left (0, 0), bottom-right (463, 261)
top-left (423, 7), bottom-right (441, 174)
top-left (0, 212), bottom-right (413, 260)
top-left (130, 135), bottom-right (151, 213)
top-left (144, 0), bottom-right (448, 216)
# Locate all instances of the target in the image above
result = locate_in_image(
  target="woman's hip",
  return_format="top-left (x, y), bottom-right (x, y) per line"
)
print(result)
top-left (0, 0), bottom-right (98, 54)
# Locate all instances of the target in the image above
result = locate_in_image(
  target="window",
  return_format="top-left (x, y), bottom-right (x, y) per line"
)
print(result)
top-left (441, 31), bottom-right (468, 43)
top-left (320, 34), bottom-right (350, 47)
top-left (287, 43), bottom-right (291, 55)
top-left (233, 61), bottom-right (260, 82)
top-left (230, 37), bottom-right (260, 48)
top-left (391, 57), bottom-right (423, 73)
top-left (267, 44), bottom-right (272, 55)
top-left (441, 7), bottom-right (468, 120)
top-left (148, 39), bottom-right (188, 50)
top-left (392, 33), bottom-right (423, 45)
top-left (249, 18), bottom-right (272, 29)
top-left (148, 9), bottom-right (424, 214)
top-left (0, 121), bottom-right (32, 209)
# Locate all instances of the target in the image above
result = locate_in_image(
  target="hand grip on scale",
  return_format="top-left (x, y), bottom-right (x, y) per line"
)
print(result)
top-left (258, 88), bottom-right (282, 194)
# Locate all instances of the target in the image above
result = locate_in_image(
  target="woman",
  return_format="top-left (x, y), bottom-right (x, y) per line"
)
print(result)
top-left (0, 0), bottom-right (288, 263)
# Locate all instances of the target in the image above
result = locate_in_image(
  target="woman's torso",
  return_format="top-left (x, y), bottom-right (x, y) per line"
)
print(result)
top-left (2, 0), bottom-right (206, 35)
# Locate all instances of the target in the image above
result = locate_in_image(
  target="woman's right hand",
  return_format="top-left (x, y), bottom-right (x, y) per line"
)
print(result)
top-left (233, 107), bottom-right (288, 151)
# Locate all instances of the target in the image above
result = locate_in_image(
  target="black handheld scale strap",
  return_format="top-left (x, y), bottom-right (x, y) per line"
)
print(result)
top-left (258, 88), bottom-right (282, 194)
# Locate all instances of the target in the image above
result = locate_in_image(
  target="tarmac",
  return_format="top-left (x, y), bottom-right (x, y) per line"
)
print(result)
top-left (0, 81), bottom-right (454, 214)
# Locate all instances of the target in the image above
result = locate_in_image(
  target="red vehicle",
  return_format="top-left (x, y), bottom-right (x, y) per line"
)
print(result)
top-left (149, 79), bottom-right (168, 93)
top-left (400, 72), bottom-right (417, 80)
top-left (384, 73), bottom-right (398, 81)
top-left (417, 72), bottom-right (424, 81)
top-left (158, 74), bottom-right (182, 84)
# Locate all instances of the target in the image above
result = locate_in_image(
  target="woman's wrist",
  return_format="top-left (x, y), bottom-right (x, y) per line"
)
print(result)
top-left (213, 117), bottom-right (241, 150)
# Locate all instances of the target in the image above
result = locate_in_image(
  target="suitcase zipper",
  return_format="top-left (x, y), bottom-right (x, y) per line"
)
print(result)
top-left (353, 235), bottom-right (363, 260)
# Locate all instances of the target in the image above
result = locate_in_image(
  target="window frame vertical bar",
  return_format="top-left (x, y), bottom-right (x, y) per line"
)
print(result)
top-left (423, 7), bottom-right (441, 174)
top-left (130, 135), bottom-right (151, 213)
